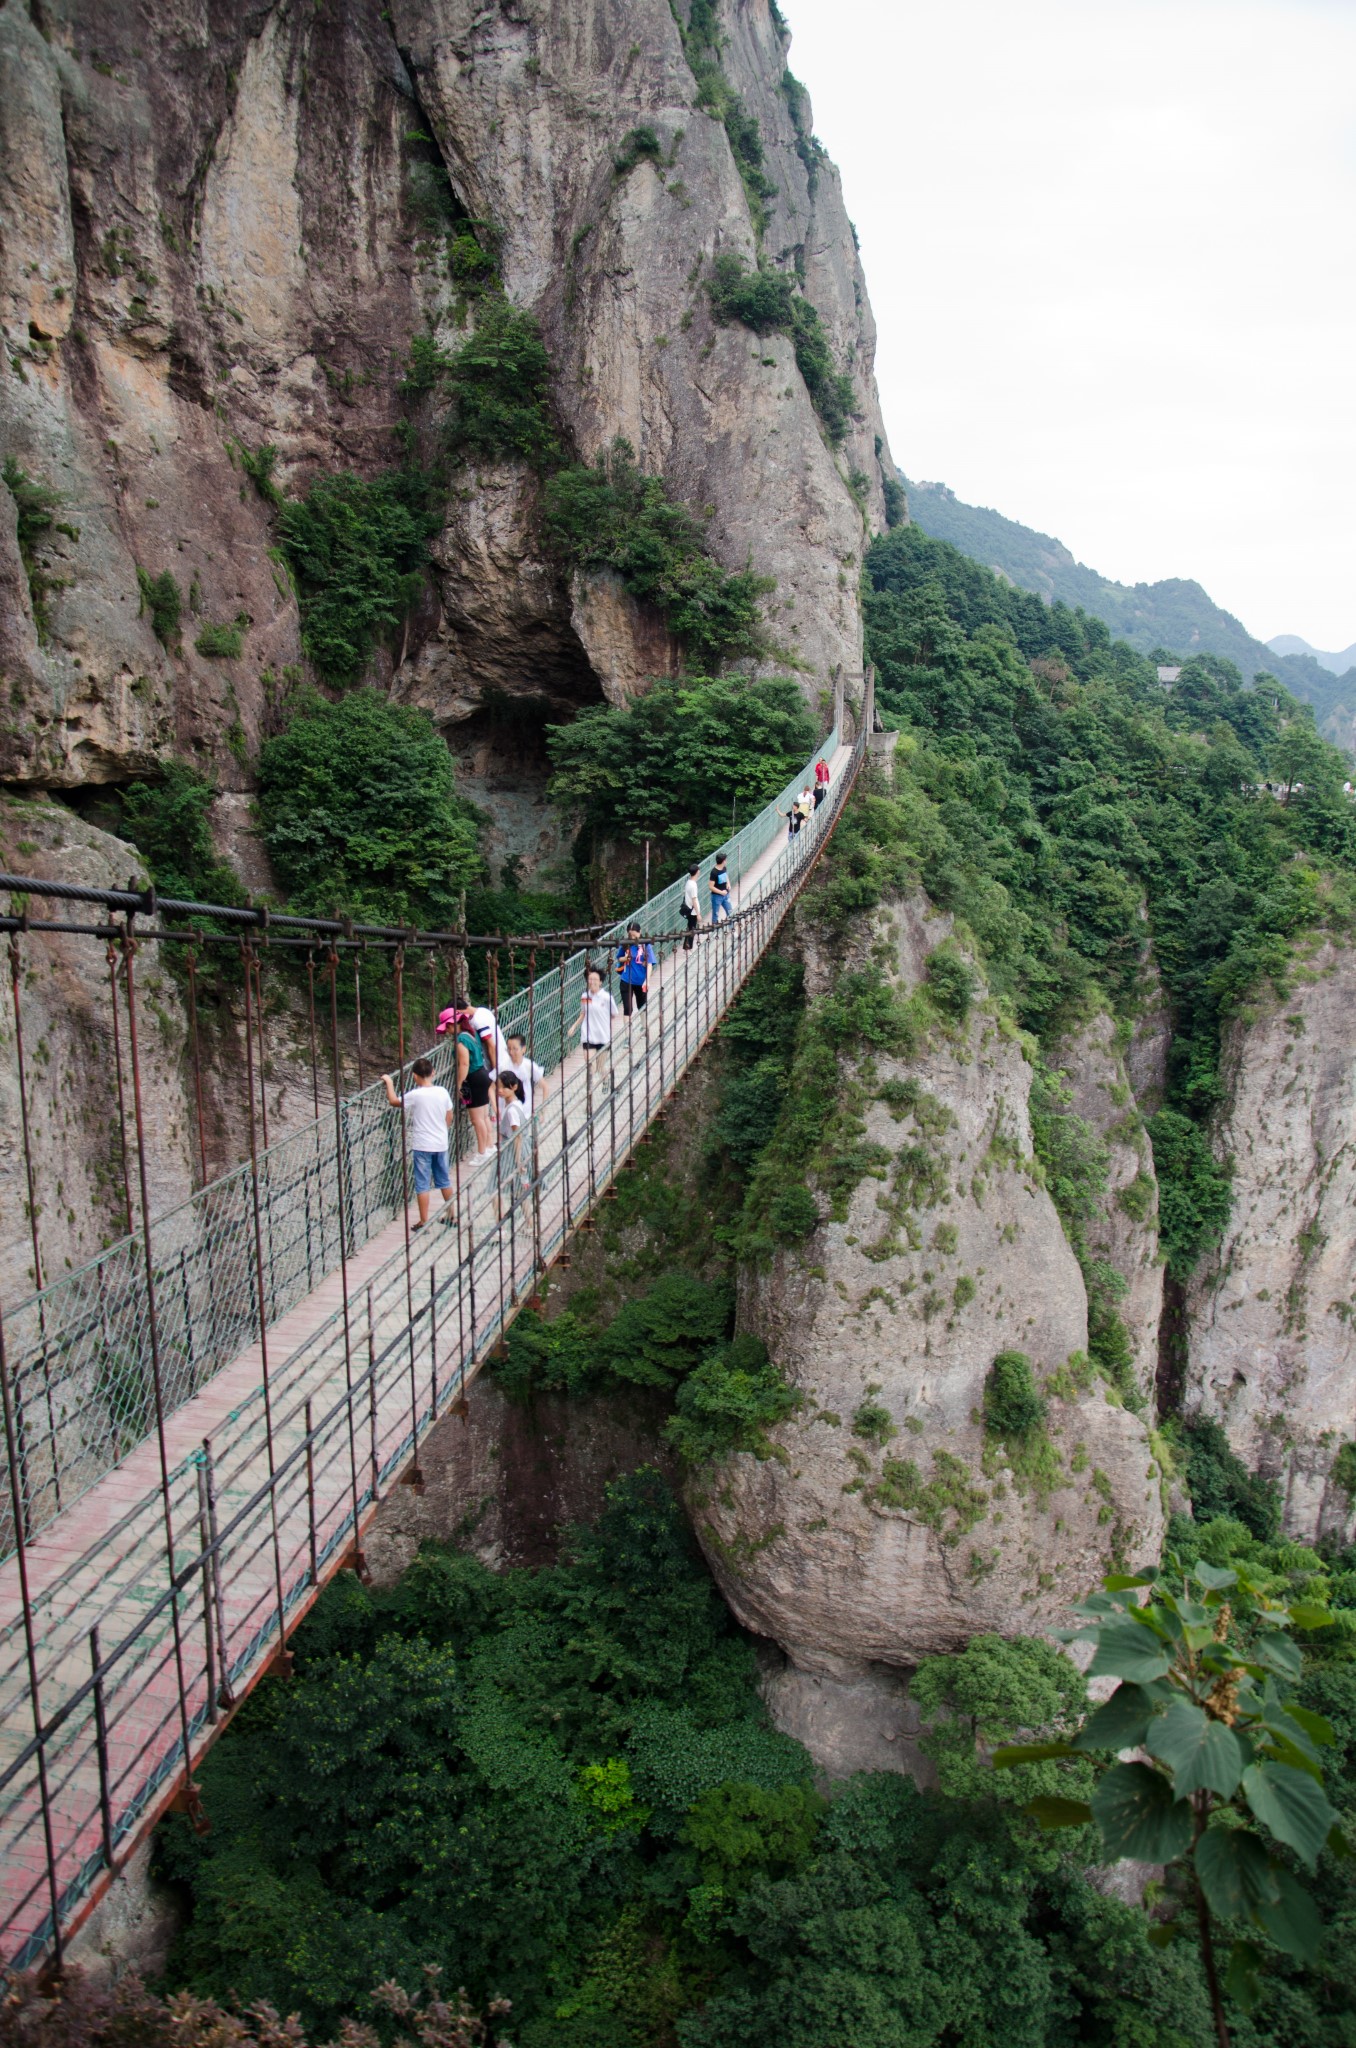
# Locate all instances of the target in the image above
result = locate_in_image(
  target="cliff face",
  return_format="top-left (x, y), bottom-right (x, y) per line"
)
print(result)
top-left (1, 0), bottom-right (894, 795)
top-left (1054, 1008), bottom-right (1164, 1406)
top-left (1185, 941), bottom-right (1356, 1540)
top-left (695, 887), bottom-right (1164, 1677)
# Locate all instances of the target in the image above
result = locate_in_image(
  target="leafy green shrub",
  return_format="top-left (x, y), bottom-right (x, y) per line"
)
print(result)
top-left (1333, 1441), bottom-right (1356, 1501)
top-left (136, 566), bottom-right (183, 649)
top-left (666, 1332), bottom-right (799, 1464)
top-left (712, 1056), bottom-right (787, 1171)
top-left (406, 301), bottom-right (560, 470)
top-left (706, 250), bottom-right (795, 333)
top-left (276, 468), bottom-right (438, 687)
top-left (852, 1400), bottom-right (896, 1447)
top-left (1176, 1415), bottom-right (1281, 1540)
top-left (766, 1183), bottom-right (818, 1244)
top-left (546, 669), bottom-right (813, 846)
top-left (493, 1309), bottom-right (596, 1400)
top-left (236, 440), bottom-right (284, 506)
top-left (881, 473), bottom-right (906, 527)
top-left (1147, 1110), bottom-right (1233, 1281)
top-left (448, 226), bottom-right (499, 295)
top-left (543, 438), bottom-right (772, 668)
top-left (912, 1631), bottom-right (1088, 1803)
top-left (256, 687), bottom-right (481, 926)
top-left (3, 456), bottom-right (66, 640)
top-left (120, 764), bottom-right (247, 912)
top-left (705, 253), bottom-right (856, 442)
top-left (614, 125), bottom-right (664, 175)
top-left (925, 948), bottom-right (977, 1021)
top-left (493, 1275), bottom-right (734, 1402)
top-left (984, 1349), bottom-right (1048, 1438)
top-left (605, 1272), bottom-right (734, 1386)
top-left (193, 614), bottom-right (248, 659)
top-left (681, 1780), bottom-right (824, 1892)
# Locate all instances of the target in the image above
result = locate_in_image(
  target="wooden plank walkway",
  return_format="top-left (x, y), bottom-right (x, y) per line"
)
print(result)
top-left (0, 743), bottom-right (856, 1964)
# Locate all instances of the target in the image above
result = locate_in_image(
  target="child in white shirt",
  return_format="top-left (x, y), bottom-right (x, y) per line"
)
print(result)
top-left (579, 966), bottom-right (621, 1052)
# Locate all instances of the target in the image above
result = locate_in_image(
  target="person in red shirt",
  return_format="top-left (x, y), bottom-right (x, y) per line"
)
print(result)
top-left (813, 757), bottom-right (830, 809)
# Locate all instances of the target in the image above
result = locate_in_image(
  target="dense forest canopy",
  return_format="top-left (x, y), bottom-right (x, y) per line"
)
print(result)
top-left (903, 480), bottom-right (1356, 733)
top-left (859, 525), bottom-right (1356, 1266)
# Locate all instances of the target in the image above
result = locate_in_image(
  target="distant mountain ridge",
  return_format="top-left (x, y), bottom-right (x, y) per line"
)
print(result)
top-left (904, 479), bottom-right (1356, 751)
top-left (1268, 633), bottom-right (1356, 677)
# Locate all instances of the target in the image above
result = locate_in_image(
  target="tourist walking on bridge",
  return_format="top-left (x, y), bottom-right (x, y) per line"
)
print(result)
top-left (682, 863), bottom-right (701, 950)
top-left (452, 1011), bottom-right (495, 1155)
top-left (814, 756), bottom-right (831, 809)
top-left (381, 1058), bottom-right (454, 1229)
top-left (506, 1033), bottom-right (548, 1114)
top-left (579, 962), bottom-right (621, 1059)
top-left (709, 852), bottom-right (732, 924)
top-left (616, 922), bottom-right (656, 1013)
top-left (493, 1070), bottom-right (531, 1209)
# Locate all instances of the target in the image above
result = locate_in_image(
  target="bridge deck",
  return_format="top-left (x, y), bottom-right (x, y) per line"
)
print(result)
top-left (0, 741), bottom-right (856, 1963)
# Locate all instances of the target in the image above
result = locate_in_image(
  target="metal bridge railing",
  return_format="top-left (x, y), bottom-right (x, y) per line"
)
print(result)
top-left (0, 734), bottom-right (837, 1560)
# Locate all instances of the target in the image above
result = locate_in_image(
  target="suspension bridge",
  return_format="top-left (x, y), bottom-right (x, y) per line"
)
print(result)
top-left (0, 715), bottom-right (866, 1970)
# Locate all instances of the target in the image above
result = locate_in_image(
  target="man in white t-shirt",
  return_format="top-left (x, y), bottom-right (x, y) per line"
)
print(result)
top-left (381, 1058), bottom-right (454, 1228)
top-left (681, 863), bottom-right (701, 951)
top-left (470, 1004), bottom-right (511, 1077)
top-left (506, 1034), bottom-right (548, 1116)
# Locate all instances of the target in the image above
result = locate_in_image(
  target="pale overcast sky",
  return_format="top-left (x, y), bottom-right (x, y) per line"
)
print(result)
top-left (786, 0), bottom-right (1356, 651)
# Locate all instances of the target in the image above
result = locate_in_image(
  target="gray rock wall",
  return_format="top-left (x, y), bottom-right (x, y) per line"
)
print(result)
top-left (695, 892), bottom-right (1164, 1672)
top-left (1185, 940), bottom-right (1356, 1540)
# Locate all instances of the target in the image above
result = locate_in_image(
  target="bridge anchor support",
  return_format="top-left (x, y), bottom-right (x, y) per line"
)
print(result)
top-left (169, 1779), bottom-right (210, 1835)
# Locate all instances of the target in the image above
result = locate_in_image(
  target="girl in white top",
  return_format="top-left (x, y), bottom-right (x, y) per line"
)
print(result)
top-left (578, 966), bottom-right (621, 1051)
top-left (506, 1034), bottom-right (547, 1114)
top-left (493, 1072), bottom-right (530, 1206)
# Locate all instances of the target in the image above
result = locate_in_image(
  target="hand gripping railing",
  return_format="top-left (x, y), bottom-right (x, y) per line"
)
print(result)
top-left (0, 727), bottom-right (863, 1967)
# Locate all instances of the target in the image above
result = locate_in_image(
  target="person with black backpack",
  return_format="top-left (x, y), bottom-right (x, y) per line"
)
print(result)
top-left (615, 923), bottom-right (657, 1014)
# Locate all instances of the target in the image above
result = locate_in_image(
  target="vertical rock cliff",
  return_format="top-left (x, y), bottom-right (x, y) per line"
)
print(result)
top-left (694, 874), bottom-right (1164, 1697)
top-left (1, 0), bottom-right (896, 793)
top-left (1185, 940), bottom-right (1356, 1540)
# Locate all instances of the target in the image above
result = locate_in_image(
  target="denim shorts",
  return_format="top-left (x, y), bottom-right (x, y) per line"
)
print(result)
top-left (412, 1149), bottom-right (451, 1193)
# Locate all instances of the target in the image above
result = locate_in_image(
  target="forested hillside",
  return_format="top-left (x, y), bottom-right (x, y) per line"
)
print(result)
top-left (905, 479), bottom-right (1356, 742)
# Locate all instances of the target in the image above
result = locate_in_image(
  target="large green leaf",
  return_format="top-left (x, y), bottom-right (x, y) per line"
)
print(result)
top-left (1193, 1561), bottom-right (1238, 1592)
top-left (1145, 1696), bottom-right (1244, 1797)
top-left (1090, 1763), bottom-right (1192, 1864)
top-left (1241, 1761), bottom-right (1337, 1870)
top-left (1023, 1795), bottom-right (1093, 1830)
top-left (1195, 1825), bottom-right (1280, 1920)
top-left (1249, 1630), bottom-right (1303, 1682)
top-left (1086, 1617), bottom-right (1173, 1685)
top-left (1073, 1682), bottom-right (1159, 1754)
top-left (1286, 1703), bottom-right (1337, 1748)
top-left (1287, 1602), bottom-right (1335, 1631)
top-left (1226, 1940), bottom-right (1264, 2013)
top-left (1254, 1865), bottom-right (1322, 1963)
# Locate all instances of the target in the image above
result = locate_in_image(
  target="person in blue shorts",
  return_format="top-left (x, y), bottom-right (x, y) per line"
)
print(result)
top-left (381, 1057), bottom-right (454, 1228)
